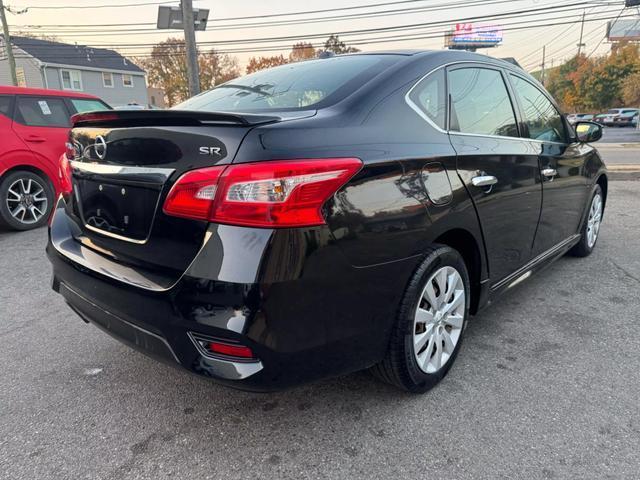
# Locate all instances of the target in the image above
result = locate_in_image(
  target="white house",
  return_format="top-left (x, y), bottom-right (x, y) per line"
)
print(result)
top-left (0, 35), bottom-right (148, 108)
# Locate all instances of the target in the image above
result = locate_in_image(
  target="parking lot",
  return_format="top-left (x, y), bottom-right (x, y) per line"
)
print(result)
top-left (1, 180), bottom-right (639, 480)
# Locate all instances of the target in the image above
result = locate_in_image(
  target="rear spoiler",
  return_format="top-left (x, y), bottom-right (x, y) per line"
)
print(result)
top-left (71, 109), bottom-right (282, 128)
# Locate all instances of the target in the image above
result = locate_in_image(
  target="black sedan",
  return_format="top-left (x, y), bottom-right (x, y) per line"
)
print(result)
top-left (47, 50), bottom-right (607, 393)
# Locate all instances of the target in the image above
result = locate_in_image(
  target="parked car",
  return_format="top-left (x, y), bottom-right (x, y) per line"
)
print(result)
top-left (0, 86), bottom-right (110, 230)
top-left (567, 113), bottom-right (594, 125)
top-left (593, 113), bottom-right (608, 125)
top-left (612, 109), bottom-right (639, 127)
top-left (47, 51), bottom-right (607, 393)
top-left (600, 108), bottom-right (639, 127)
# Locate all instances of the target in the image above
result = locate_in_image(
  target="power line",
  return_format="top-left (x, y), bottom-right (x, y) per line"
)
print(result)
top-left (14, 0), bottom-right (620, 32)
top-left (585, 4), bottom-right (631, 57)
top-left (7, 1), bottom-right (178, 10)
top-left (18, 0), bottom-right (521, 36)
top-left (4, 11), bottom-right (634, 61)
top-left (12, 0), bottom-right (622, 48)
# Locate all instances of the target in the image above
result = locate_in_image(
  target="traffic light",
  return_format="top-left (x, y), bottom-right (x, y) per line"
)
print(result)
top-left (626, 0), bottom-right (640, 6)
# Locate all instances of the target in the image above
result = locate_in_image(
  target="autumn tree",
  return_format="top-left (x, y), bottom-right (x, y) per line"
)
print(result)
top-left (245, 54), bottom-right (288, 74)
top-left (320, 34), bottom-right (360, 55)
top-left (622, 71), bottom-right (640, 106)
top-left (289, 42), bottom-right (316, 62)
top-left (545, 44), bottom-right (639, 111)
top-left (138, 38), bottom-right (240, 106)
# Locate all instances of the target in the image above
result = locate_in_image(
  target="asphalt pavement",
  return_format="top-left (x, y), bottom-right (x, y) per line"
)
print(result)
top-left (599, 126), bottom-right (640, 144)
top-left (1, 181), bottom-right (640, 480)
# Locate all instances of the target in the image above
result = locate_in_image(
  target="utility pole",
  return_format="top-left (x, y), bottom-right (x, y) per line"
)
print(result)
top-left (0, 0), bottom-right (17, 86)
top-left (577, 10), bottom-right (586, 56)
top-left (181, 0), bottom-right (200, 97)
top-left (540, 46), bottom-right (546, 86)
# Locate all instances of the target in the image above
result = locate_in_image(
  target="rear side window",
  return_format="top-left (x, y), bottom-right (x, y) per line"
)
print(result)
top-left (407, 69), bottom-right (446, 130)
top-left (15, 97), bottom-right (71, 127)
top-left (175, 55), bottom-right (400, 112)
top-left (448, 67), bottom-right (518, 138)
top-left (509, 75), bottom-right (566, 143)
top-left (70, 98), bottom-right (110, 113)
top-left (0, 95), bottom-right (13, 119)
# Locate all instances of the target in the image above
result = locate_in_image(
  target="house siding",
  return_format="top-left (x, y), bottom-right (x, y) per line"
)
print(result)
top-left (0, 46), bottom-right (44, 88)
top-left (44, 67), bottom-right (147, 107)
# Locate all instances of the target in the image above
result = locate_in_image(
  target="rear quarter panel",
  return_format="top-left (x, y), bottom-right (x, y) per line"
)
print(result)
top-left (233, 61), bottom-right (487, 279)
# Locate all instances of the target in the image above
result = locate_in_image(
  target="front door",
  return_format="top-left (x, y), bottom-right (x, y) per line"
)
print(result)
top-left (448, 65), bottom-right (542, 285)
top-left (506, 74), bottom-right (591, 255)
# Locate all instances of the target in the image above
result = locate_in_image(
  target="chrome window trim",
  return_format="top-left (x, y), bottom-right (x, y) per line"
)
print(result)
top-left (404, 60), bottom-right (568, 146)
top-left (404, 65), bottom-right (448, 134)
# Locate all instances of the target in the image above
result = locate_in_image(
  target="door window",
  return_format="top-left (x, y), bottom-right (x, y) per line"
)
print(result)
top-left (448, 67), bottom-right (518, 138)
top-left (0, 95), bottom-right (13, 119)
top-left (509, 75), bottom-right (566, 143)
top-left (407, 68), bottom-right (447, 130)
top-left (15, 97), bottom-right (71, 127)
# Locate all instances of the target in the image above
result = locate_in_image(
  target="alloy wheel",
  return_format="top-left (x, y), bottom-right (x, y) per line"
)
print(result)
top-left (586, 193), bottom-right (602, 248)
top-left (413, 266), bottom-right (465, 374)
top-left (6, 177), bottom-right (49, 225)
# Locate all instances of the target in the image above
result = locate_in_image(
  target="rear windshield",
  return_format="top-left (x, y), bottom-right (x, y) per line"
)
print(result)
top-left (70, 98), bottom-right (111, 113)
top-left (175, 55), bottom-right (400, 112)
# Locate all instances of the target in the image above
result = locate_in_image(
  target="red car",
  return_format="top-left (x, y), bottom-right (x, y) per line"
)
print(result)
top-left (0, 86), bottom-right (110, 230)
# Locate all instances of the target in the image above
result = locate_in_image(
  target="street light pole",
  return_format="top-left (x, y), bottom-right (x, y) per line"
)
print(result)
top-left (181, 0), bottom-right (200, 97)
top-left (0, 0), bottom-right (17, 86)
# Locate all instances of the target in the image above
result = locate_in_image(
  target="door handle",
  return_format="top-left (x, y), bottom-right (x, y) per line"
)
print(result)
top-left (541, 168), bottom-right (557, 179)
top-left (25, 135), bottom-right (46, 143)
top-left (471, 175), bottom-right (498, 188)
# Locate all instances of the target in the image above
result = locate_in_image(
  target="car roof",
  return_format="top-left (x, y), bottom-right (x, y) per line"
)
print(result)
top-left (0, 85), bottom-right (100, 99)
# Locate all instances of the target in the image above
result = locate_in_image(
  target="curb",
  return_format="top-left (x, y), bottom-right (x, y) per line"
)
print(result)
top-left (597, 143), bottom-right (640, 149)
top-left (608, 165), bottom-right (640, 171)
top-left (607, 165), bottom-right (640, 181)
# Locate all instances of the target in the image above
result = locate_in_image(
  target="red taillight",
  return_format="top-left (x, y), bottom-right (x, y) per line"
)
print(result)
top-left (162, 166), bottom-right (226, 220)
top-left (162, 158), bottom-right (362, 227)
top-left (208, 341), bottom-right (254, 359)
top-left (59, 153), bottom-right (73, 195)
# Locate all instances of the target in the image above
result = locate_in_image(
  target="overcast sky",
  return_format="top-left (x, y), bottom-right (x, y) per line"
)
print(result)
top-left (5, 0), bottom-right (633, 72)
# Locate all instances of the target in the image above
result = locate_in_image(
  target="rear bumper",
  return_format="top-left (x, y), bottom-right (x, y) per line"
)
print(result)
top-left (47, 202), bottom-right (419, 391)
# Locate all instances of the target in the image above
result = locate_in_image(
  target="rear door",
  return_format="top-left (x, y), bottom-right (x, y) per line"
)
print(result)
top-left (507, 74), bottom-right (590, 256)
top-left (447, 64), bottom-right (542, 285)
top-left (12, 95), bottom-right (72, 181)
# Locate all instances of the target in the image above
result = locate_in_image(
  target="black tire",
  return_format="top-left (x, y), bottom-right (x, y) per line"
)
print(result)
top-left (0, 170), bottom-right (54, 231)
top-left (371, 244), bottom-right (471, 393)
top-left (568, 184), bottom-right (603, 258)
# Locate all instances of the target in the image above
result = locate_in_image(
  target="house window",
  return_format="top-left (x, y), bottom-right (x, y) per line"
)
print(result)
top-left (61, 69), bottom-right (83, 91)
top-left (122, 74), bottom-right (134, 87)
top-left (102, 72), bottom-right (114, 88)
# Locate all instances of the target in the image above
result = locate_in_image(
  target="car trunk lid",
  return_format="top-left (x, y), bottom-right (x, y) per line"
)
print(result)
top-left (64, 109), bottom-right (279, 278)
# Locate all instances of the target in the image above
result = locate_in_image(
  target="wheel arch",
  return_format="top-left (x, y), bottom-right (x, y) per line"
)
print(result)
top-left (1, 163), bottom-right (56, 193)
top-left (596, 173), bottom-right (608, 209)
top-left (434, 228), bottom-right (483, 314)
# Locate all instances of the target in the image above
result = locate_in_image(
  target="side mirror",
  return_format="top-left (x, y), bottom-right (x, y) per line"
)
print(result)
top-left (575, 121), bottom-right (603, 143)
